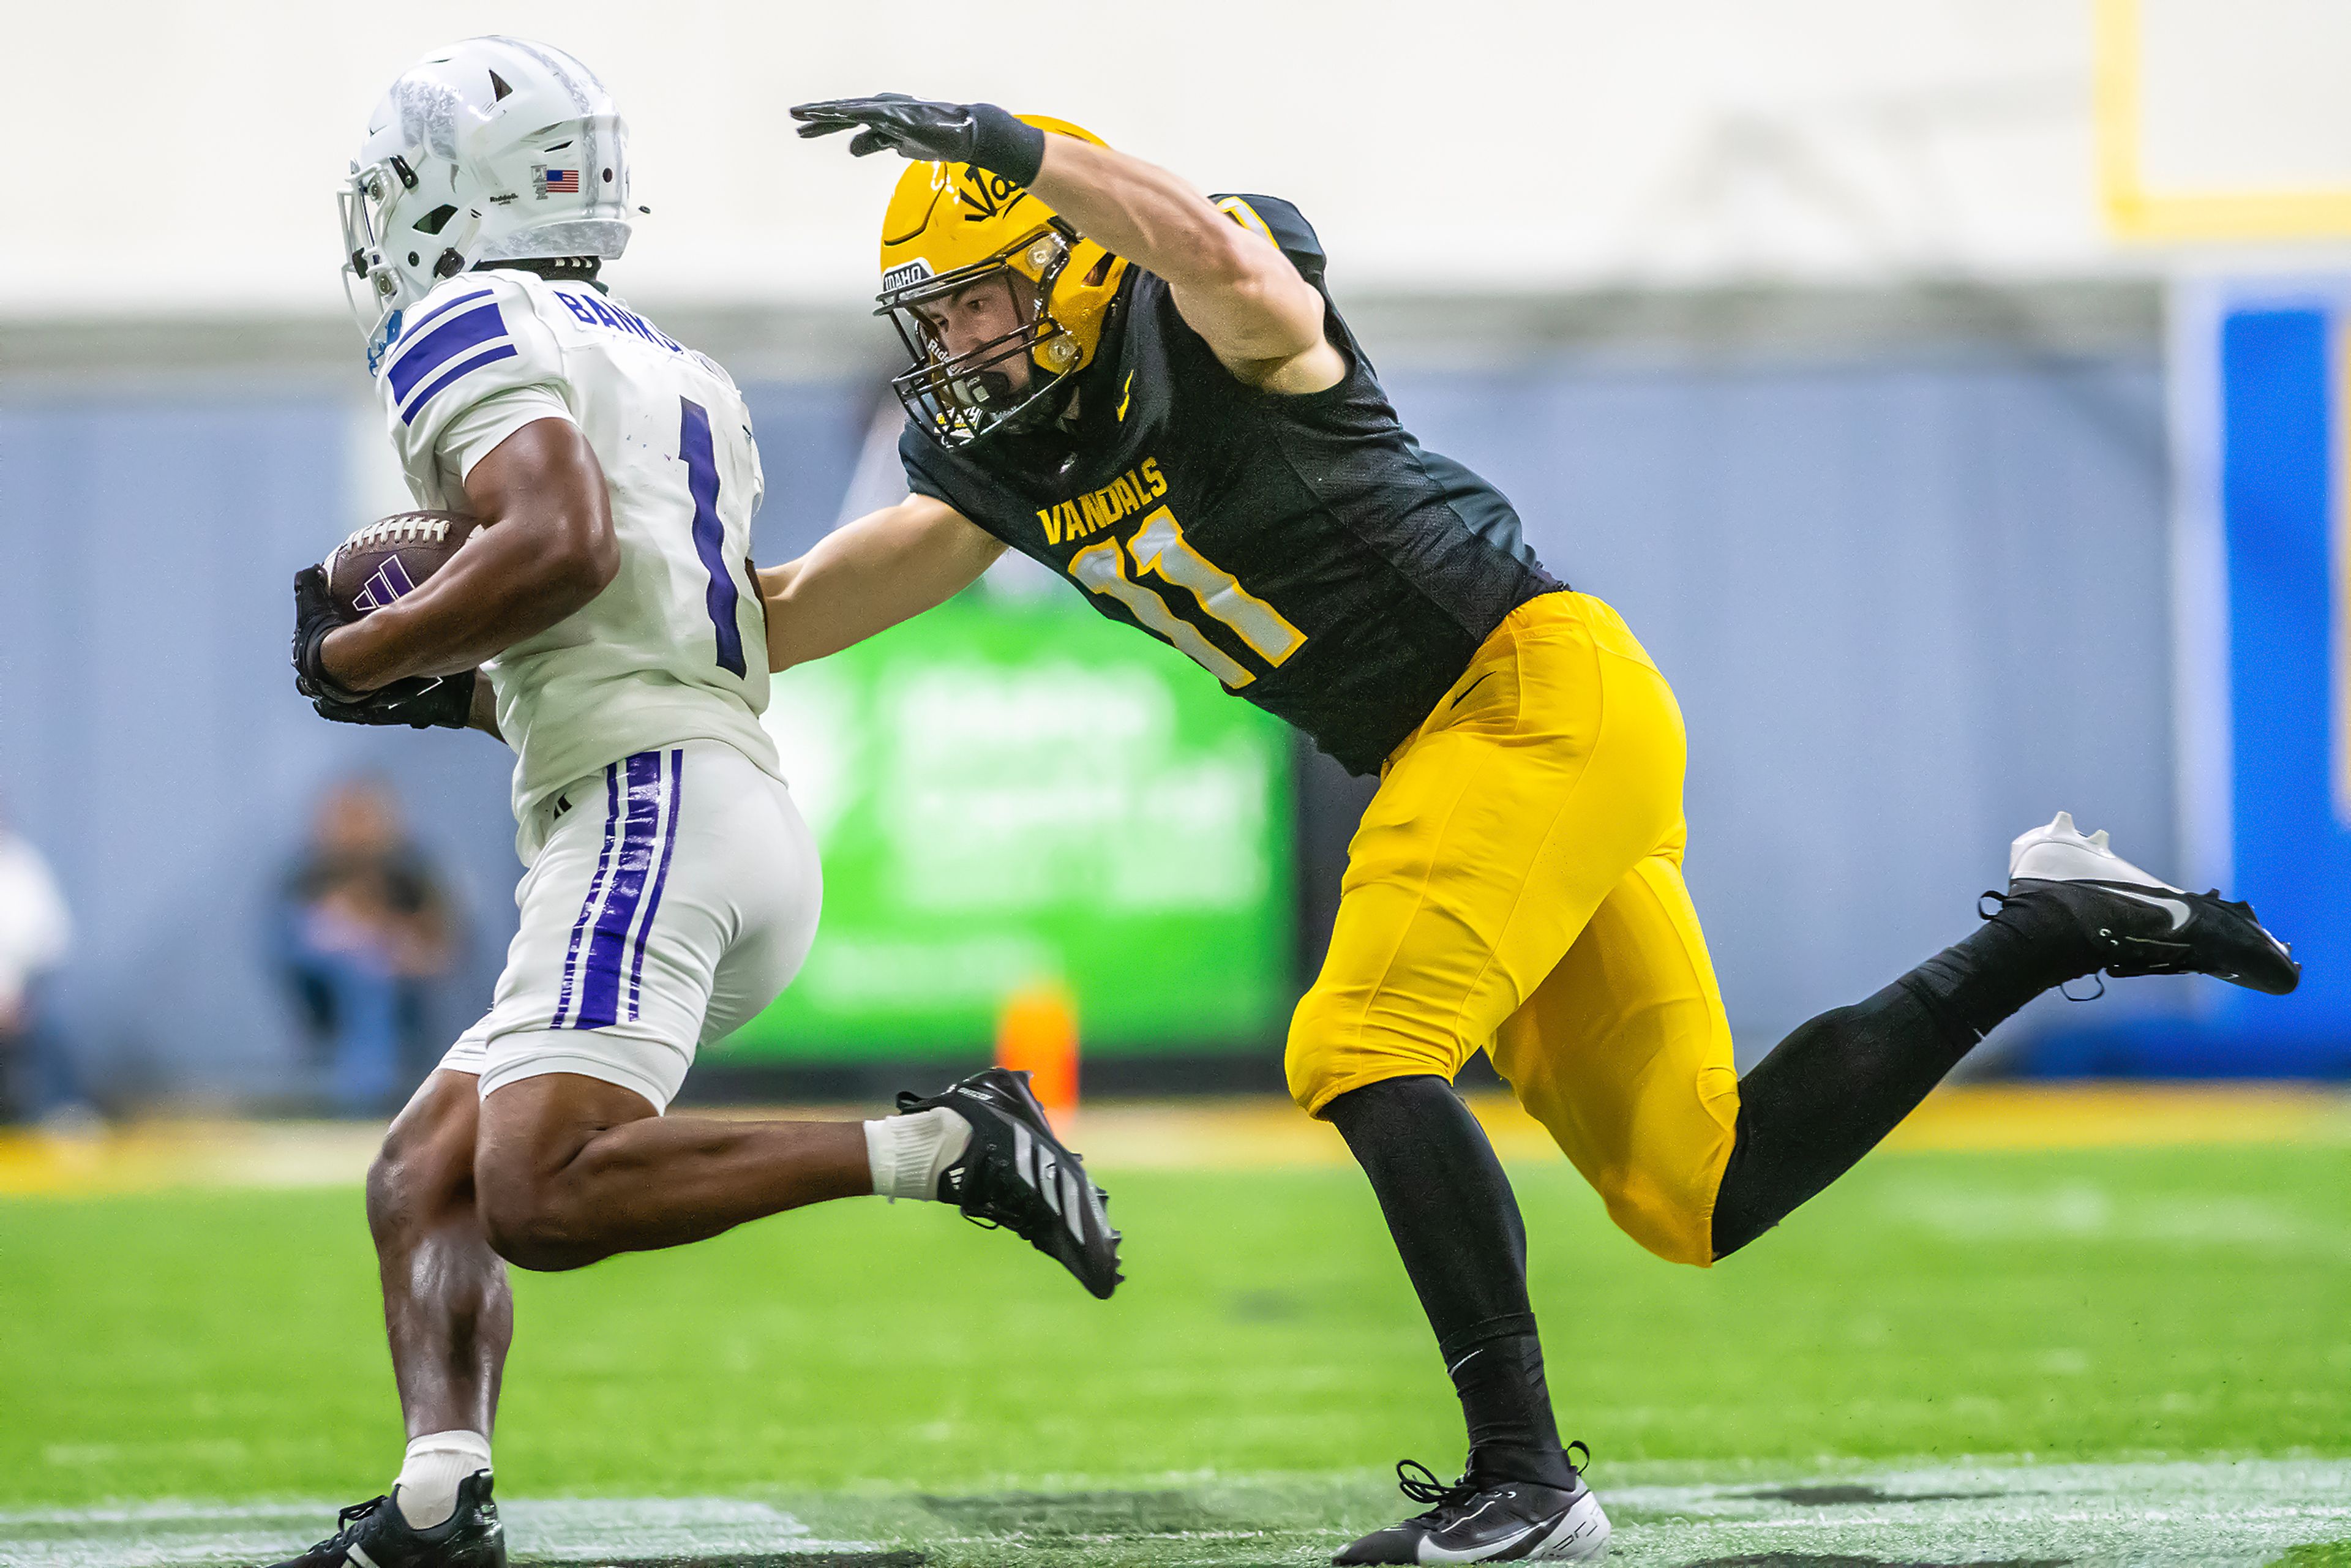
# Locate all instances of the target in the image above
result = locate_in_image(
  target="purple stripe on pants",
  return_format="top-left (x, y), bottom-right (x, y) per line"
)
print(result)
top-left (549, 763), bottom-right (624, 1029)
top-left (570, 751), bottom-right (666, 1030)
top-left (626, 748), bottom-right (685, 1022)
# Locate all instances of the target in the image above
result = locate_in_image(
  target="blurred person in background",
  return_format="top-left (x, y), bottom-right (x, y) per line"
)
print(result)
top-left (0, 805), bottom-right (79, 1124)
top-left (278, 776), bottom-right (458, 1116)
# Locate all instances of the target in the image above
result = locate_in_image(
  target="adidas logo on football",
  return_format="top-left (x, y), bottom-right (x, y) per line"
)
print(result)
top-left (352, 558), bottom-right (418, 612)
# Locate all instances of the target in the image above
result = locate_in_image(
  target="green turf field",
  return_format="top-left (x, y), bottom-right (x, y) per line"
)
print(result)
top-left (4, 1141), bottom-right (2347, 1565)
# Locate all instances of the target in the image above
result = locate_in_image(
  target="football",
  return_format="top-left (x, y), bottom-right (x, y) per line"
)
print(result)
top-left (324, 509), bottom-right (484, 618)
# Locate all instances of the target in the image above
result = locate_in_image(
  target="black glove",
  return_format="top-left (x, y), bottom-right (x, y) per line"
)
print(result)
top-left (312, 670), bottom-right (477, 731)
top-left (790, 94), bottom-right (1048, 187)
top-left (291, 565), bottom-right (362, 704)
top-left (294, 564), bottom-right (476, 729)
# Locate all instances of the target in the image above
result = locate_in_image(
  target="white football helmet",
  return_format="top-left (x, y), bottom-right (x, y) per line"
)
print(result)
top-left (340, 37), bottom-right (634, 362)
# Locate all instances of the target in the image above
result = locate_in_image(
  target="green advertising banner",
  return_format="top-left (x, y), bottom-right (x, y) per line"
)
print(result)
top-left (711, 585), bottom-right (1295, 1060)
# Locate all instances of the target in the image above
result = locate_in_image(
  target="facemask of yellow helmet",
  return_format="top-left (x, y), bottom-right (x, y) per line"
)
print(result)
top-left (873, 116), bottom-right (1128, 452)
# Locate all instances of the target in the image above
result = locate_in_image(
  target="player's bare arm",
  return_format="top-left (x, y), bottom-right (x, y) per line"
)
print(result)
top-left (757, 492), bottom-right (1003, 672)
top-left (791, 96), bottom-right (1343, 392)
top-left (311, 418), bottom-right (620, 692)
top-left (1025, 137), bottom-right (1340, 391)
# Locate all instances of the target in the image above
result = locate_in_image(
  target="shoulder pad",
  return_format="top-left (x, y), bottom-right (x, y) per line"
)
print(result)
top-left (376, 271), bottom-right (567, 481)
top-left (1210, 194), bottom-right (1325, 276)
top-left (375, 271), bottom-right (550, 420)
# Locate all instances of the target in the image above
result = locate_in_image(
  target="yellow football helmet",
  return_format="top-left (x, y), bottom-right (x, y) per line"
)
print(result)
top-left (876, 114), bottom-right (1130, 449)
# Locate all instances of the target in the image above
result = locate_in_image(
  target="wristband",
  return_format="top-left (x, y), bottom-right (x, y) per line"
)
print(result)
top-left (969, 103), bottom-right (1047, 188)
top-left (294, 621), bottom-right (367, 706)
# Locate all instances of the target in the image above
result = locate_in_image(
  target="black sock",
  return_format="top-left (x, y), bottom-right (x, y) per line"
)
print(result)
top-left (1444, 1330), bottom-right (1569, 1487)
top-left (1911, 886), bottom-right (2100, 1038)
top-left (1325, 1076), bottom-right (1575, 1488)
top-left (1711, 891), bottom-right (2101, 1258)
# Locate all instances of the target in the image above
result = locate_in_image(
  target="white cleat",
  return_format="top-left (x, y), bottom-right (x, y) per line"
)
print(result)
top-left (2000, 812), bottom-right (2300, 995)
top-left (2009, 810), bottom-right (2167, 888)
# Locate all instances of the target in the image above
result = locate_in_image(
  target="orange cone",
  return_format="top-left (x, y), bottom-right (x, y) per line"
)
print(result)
top-left (995, 982), bottom-right (1079, 1130)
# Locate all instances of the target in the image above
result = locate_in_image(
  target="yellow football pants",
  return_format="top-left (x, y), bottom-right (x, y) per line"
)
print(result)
top-left (1286, 591), bottom-right (1742, 1267)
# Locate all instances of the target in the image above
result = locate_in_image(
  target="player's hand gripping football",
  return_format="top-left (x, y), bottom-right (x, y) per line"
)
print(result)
top-left (311, 673), bottom-right (477, 730)
top-left (291, 565), bottom-right (475, 730)
top-left (291, 565), bottom-right (359, 703)
top-left (790, 94), bottom-right (1046, 185)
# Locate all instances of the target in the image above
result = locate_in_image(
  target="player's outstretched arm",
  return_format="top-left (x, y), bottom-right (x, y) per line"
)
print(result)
top-left (790, 96), bottom-right (1342, 391)
top-left (759, 493), bottom-right (1003, 672)
top-left (1026, 136), bottom-right (1341, 388)
top-left (317, 418), bottom-right (619, 692)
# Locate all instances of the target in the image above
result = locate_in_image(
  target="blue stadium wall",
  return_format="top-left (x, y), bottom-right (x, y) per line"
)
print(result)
top-left (2022, 280), bottom-right (2351, 1076)
top-left (5, 320), bottom-right (2265, 1101)
top-left (0, 380), bottom-right (868, 1103)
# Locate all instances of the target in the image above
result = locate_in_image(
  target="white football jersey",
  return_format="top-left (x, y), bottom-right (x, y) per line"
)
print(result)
top-left (373, 268), bottom-right (779, 857)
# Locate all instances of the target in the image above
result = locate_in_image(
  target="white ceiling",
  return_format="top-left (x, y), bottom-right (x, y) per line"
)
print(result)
top-left (7, 0), bottom-right (2345, 319)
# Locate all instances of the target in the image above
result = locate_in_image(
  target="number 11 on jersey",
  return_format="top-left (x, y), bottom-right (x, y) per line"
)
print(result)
top-left (1068, 505), bottom-right (1306, 688)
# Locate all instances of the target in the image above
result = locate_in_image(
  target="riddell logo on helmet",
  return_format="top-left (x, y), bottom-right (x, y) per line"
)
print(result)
top-left (882, 259), bottom-right (934, 293)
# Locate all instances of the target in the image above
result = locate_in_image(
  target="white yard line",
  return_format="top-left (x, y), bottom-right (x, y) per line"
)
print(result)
top-left (0, 1497), bottom-right (876, 1568)
top-left (4, 1460), bottom-right (2348, 1567)
top-left (1599, 1458), bottom-right (2351, 1567)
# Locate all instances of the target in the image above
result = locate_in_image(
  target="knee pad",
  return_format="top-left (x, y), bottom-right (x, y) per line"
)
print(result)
top-left (1284, 986), bottom-right (1470, 1116)
top-left (1592, 1163), bottom-right (1720, 1268)
top-left (1283, 988), bottom-right (1350, 1112)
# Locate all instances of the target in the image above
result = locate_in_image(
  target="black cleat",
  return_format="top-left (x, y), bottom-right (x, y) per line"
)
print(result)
top-left (1334, 1453), bottom-right (1610, 1564)
top-left (2000, 812), bottom-right (2300, 996)
top-left (897, 1067), bottom-right (1123, 1299)
top-left (265, 1471), bottom-right (503, 1568)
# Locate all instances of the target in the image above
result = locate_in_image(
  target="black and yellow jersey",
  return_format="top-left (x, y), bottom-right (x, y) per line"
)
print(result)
top-left (899, 194), bottom-right (1562, 775)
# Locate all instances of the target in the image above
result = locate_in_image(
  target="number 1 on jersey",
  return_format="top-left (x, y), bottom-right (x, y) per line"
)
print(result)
top-left (678, 397), bottom-right (747, 677)
top-left (1068, 505), bottom-right (1306, 688)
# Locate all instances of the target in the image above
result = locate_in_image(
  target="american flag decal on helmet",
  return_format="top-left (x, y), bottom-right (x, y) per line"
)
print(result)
top-left (535, 166), bottom-right (580, 197)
